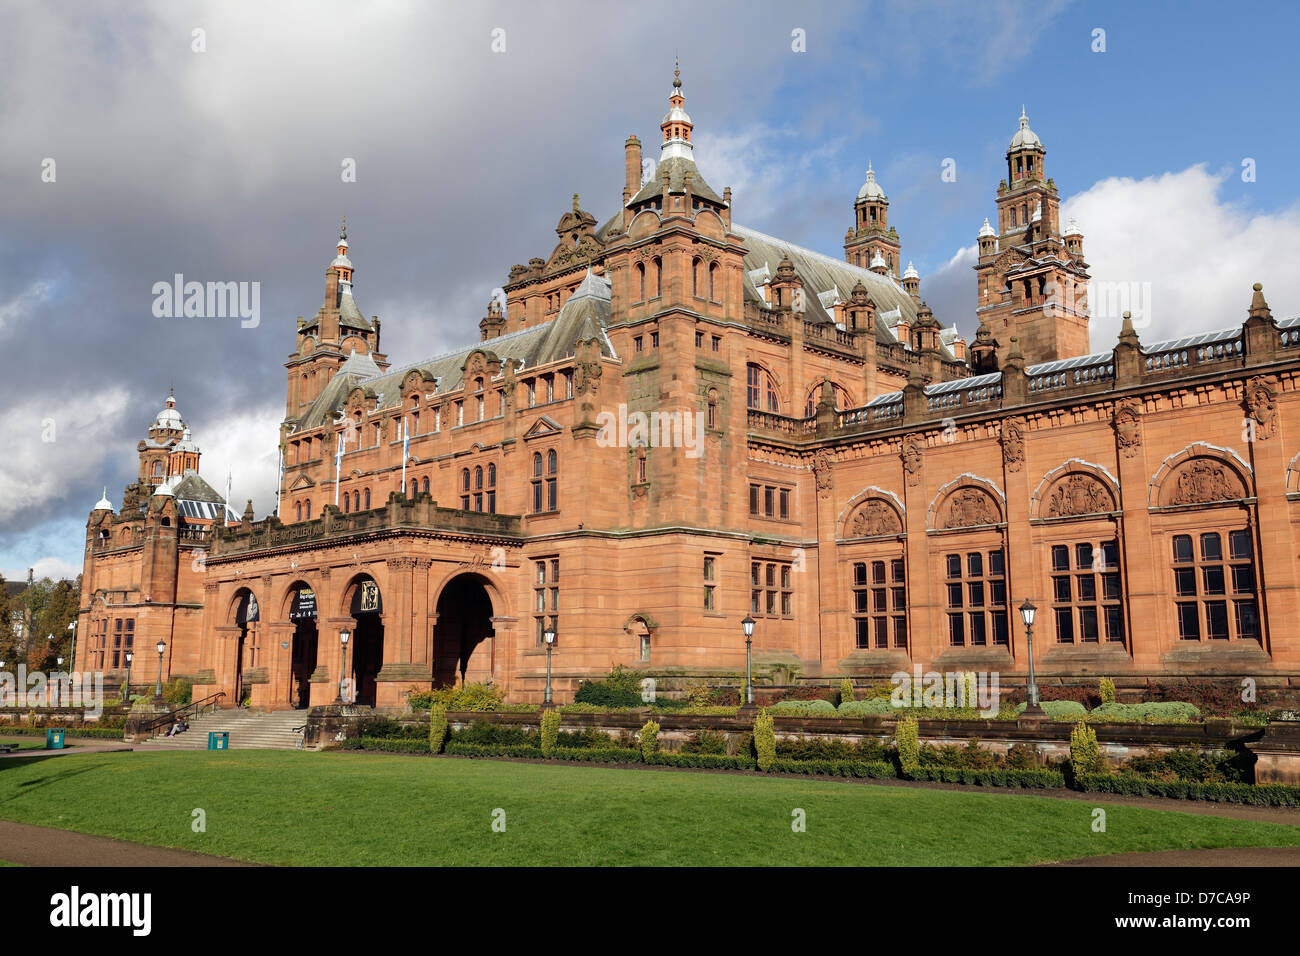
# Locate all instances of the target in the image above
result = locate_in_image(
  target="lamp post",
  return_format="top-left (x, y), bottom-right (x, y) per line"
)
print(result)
top-left (67, 620), bottom-right (77, 673)
top-left (56, 657), bottom-right (65, 706)
top-left (542, 623), bottom-right (556, 707)
top-left (155, 640), bottom-right (166, 697)
top-left (741, 615), bottom-right (756, 708)
top-left (337, 628), bottom-right (351, 703)
top-left (124, 651), bottom-right (133, 699)
top-left (1018, 599), bottom-right (1043, 716)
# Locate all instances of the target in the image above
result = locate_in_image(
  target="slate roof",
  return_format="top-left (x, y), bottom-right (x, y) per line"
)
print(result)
top-left (627, 155), bottom-right (724, 205)
top-left (294, 271), bottom-right (616, 432)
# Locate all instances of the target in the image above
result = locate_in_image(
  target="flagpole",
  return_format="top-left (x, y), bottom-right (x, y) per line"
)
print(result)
top-left (400, 417), bottom-right (409, 495)
top-left (276, 447), bottom-right (283, 517)
top-left (226, 470), bottom-right (233, 526)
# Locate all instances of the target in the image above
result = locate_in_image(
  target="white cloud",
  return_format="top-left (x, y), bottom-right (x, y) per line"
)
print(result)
top-left (1, 556), bottom-right (82, 583)
top-left (186, 403), bottom-right (285, 518)
top-left (1061, 165), bottom-right (1300, 345)
top-left (0, 279), bottom-right (55, 334)
top-left (0, 388), bottom-right (132, 525)
top-left (923, 164), bottom-right (1300, 349)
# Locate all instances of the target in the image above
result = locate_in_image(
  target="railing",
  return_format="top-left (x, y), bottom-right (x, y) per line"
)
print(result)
top-left (1027, 361), bottom-right (1114, 394)
top-left (212, 496), bottom-right (523, 557)
top-left (747, 410), bottom-right (816, 435)
top-left (138, 692), bottom-right (226, 737)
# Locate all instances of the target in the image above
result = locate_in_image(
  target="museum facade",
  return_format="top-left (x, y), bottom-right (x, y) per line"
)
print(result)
top-left (76, 70), bottom-right (1300, 708)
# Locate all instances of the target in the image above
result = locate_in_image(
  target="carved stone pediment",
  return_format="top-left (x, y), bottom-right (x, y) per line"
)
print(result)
top-left (1044, 474), bottom-right (1114, 518)
top-left (849, 499), bottom-right (902, 537)
top-left (1163, 458), bottom-right (1246, 506)
top-left (941, 488), bottom-right (1002, 529)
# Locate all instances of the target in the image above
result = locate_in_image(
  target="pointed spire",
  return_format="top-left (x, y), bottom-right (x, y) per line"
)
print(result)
top-left (1117, 311), bottom-right (1141, 348)
top-left (94, 487), bottom-right (113, 511)
top-left (673, 52), bottom-right (681, 91)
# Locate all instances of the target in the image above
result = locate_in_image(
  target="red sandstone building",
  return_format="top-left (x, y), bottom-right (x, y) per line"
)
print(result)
top-left (77, 71), bottom-right (1300, 708)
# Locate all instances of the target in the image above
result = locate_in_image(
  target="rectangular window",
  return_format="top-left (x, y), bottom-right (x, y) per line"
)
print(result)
top-left (853, 558), bottom-right (906, 650)
top-left (1052, 538), bottom-right (1124, 645)
top-left (533, 558), bottom-right (559, 645)
top-left (1172, 529), bottom-right (1259, 641)
top-left (778, 488), bottom-right (790, 520)
top-left (749, 484), bottom-right (760, 516)
top-left (703, 554), bottom-right (718, 611)
top-left (944, 550), bottom-right (1007, 646)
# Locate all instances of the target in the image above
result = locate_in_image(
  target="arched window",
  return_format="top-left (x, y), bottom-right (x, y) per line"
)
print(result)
top-left (486, 463), bottom-right (497, 514)
top-left (460, 468), bottom-right (471, 510)
top-left (746, 363), bottom-right (781, 413)
top-left (421, 476), bottom-right (429, 495)
top-left (305, 499), bottom-right (311, 519)
top-left (805, 382), bottom-right (853, 417)
top-left (547, 449), bottom-right (558, 511)
top-left (296, 502), bottom-right (302, 522)
top-left (692, 257), bottom-right (702, 297)
top-left (343, 492), bottom-right (350, 513)
top-left (531, 451), bottom-right (553, 513)
top-left (474, 466), bottom-right (483, 490)
top-left (652, 257), bottom-right (662, 298)
top-left (151, 461), bottom-right (163, 477)
top-left (709, 262), bottom-right (718, 301)
top-left (707, 388), bottom-right (719, 429)
top-left (353, 490), bottom-right (360, 512)
top-left (635, 262), bottom-right (645, 302)
top-left (363, 488), bottom-right (370, 509)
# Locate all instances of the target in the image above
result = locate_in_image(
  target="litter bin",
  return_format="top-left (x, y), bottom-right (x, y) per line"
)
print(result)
top-left (46, 728), bottom-right (65, 750)
top-left (207, 731), bottom-right (230, 751)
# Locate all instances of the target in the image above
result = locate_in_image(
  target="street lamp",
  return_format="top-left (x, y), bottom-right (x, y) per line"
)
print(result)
top-left (337, 628), bottom-right (351, 703)
top-left (1018, 599), bottom-right (1043, 716)
top-left (67, 621), bottom-right (77, 673)
top-left (124, 651), bottom-right (133, 699)
top-left (542, 623), bottom-right (556, 706)
top-left (741, 615), bottom-right (756, 707)
top-left (155, 640), bottom-right (167, 697)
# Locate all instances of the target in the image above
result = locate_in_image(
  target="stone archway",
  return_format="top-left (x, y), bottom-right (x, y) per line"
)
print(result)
top-left (229, 588), bottom-right (259, 707)
top-left (284, 581), bottom-right (319, 709)
top-left (433, 574), bottom-right (495, 687)
top-left (341, 574), bottom-right (384, 706)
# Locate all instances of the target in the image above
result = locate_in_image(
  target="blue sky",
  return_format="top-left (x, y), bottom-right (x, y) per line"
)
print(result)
top-left (2, 0), bottom-right (1298, 581)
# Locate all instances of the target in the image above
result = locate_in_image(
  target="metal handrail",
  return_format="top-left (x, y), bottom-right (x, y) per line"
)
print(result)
top-left (139, 692), bottom-right (226, 736)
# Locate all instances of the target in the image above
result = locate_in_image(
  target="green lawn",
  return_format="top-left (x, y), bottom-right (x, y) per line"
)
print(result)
top-left (0, 737), bottom-right (68, 753)
top-left (0, 750), bottom-right (1297, 866)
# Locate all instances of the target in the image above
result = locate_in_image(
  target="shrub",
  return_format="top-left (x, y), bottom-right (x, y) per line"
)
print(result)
top-left (680, 729), bottom-right (728, 755)
top-left (540, 709), bottom-right (560, 756)
top-left (555, 727), bottom-right (614, 749)
top-left (1125, 747), bottom-right (1246, 784)
top-left (1013, 700), bottom-right (1088, 720)
top-left (407, 691), bottom-right (435, 712)
top-left (549, 747), bottom-right (642, 763)
top-left (895, 715), bottom-right (920, 778)
top-left (837, 697), bottom-right (895, 717)
top-left (754, 710), bottom-right (776, 771)
top-left (1089, 701), bottom-right (1202, 723)
top-left (908, 767), bottom-right (1066, 789)
top-left (839, 678), bottom-right (854, 705)
top-left (768, 699), bottom-right (838, 717)
top-left (162, 678), bottom-right (192, 708)
top-left (1069, 721), bottom-right (1104, 777)
top-left (449, 720), bottom-right (536, 748)
top-left (361, 717), bottom-right (426, 739)
top-left (445, 743), bottom-right (544, 759)
top-left (429, 682), bottom-right (505, 712)
top-left (767, 759), bottom-right (896, 779)
top-left (1099, 677), bottom-right (1116, 705)
top-left (1004, 743), bottom-right (1039, 769)
top-left (575, 666), bottom-right (644, 708)
top-left (345, 737), bottom-right (431, 754)
top-left (1075, 773), bottom-right (1300, 807)
top-left (639, 720), bottom-right (660, 761)
top-left (428, 704), bottom-right (447, 754)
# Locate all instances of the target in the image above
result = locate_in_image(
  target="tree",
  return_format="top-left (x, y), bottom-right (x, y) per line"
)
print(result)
top-left (0, 575), bottom-right (15, 666)
top-left (20, 576), bottom-right (80, 670)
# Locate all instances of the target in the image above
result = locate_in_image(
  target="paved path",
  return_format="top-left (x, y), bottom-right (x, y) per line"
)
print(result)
top-left (1051, 846), bottom-right (1300, 866)
top-left (0, 820), bottom-right (253, 867)
top-left (0, 741), bottom-right (132, 760)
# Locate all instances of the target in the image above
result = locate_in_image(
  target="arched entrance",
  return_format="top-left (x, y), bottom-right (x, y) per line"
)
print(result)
top-left (287, 582), bottom-right (319, 709)
top-left (434, 575), bottom-right (495, 687)
top-left (345, 575), bottom-right (384, 706)
top-left (232, 588), bottom-right (259, 706)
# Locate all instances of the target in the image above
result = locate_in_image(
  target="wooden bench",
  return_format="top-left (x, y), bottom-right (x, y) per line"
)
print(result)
top-left (0, 743), bottom-right (20, 754)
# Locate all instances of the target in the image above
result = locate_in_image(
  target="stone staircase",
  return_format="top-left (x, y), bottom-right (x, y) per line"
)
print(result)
top-left (140, 708), bottom-right (309, 751)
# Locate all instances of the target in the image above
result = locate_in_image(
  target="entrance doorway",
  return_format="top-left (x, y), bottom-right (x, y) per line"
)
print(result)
top-left (351, 616), bottom-right (383, 706)
top-left (434, 575), bottom-right (495, 687)
top-left (290, 620), bottom-right (318, 709)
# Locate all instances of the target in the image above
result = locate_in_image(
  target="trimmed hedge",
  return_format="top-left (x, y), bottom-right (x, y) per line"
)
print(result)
top-left (649, 752), bottom-right (756, 771)
top-left (836, 697), bottom-right (896, 717)
top-left (344, 737), bottom-right (431, 754)
top-left (548, 747), bottom-right (642, 763)
top-left (445, 743), bottom-right (544, 759)
top-left (1013, 700), bottom-right (1089, 720)
top-left (767, 759), bottom-right (896, 779)
top-left (768, 699), bottom-right (838, 716)
top-left (1088, 701), bottom-right (1202, 723)
top-left (1075, 773), bottom-right (1300, 807)
top-left (0, 726), bottom-right (125, 739)
top-left (907, 766), bottom-right (1066, 789)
